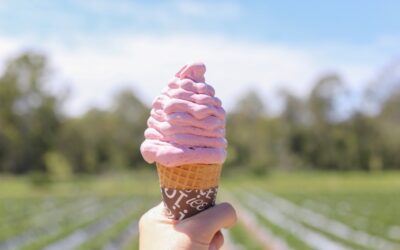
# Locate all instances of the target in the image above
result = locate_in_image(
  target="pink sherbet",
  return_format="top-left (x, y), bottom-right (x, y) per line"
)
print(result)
top-left (140, 62), bottom-right (227, 167)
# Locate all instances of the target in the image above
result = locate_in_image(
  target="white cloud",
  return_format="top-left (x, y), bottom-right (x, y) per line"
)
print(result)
top-left (177, 1), bottom-right (241, 19)
top-left (69, 0), bottom-right (241, 26)
top-left (377, 34), bottom-right (400, 49)
top-left (50, 35), bottom-right (320, 115)
top-left (0, 37), bottom-right (30, 72)
top-left (0, 34), bottom-right (385, 116)
top-left (71, 0), bottom-right (171, 22)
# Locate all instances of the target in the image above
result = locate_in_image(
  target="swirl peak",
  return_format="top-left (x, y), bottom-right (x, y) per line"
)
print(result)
top-left (175, 62), bottom-right (206, 83)
top-left (141, 62), bottom-right (226, 167)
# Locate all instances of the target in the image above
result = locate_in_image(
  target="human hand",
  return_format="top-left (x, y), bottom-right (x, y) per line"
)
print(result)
top-left (139, 202), bottom-right (237, 250)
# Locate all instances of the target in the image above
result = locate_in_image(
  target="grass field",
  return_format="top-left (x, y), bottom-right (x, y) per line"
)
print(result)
top-left (0, 170), bottom-right (399, 250)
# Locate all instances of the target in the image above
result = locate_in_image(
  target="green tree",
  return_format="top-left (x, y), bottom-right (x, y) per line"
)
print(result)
top-left (0, 52), bottom-right (62, 173)
top-left (377, 91), bottom-right (400, 169)
top-left (308, 74), bottom-right (344, 124)
top-left (57, 89), bottom-right (148, 173)
top-left (227, 90), bottom-right (280, 174)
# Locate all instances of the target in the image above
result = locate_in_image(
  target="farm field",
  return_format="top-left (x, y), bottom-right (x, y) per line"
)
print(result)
top-left (0, 171), bottom-right (399, 250)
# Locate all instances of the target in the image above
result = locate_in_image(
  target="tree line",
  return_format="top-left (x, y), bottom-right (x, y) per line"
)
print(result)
top-left (0, 52), bottom-right (399, 175)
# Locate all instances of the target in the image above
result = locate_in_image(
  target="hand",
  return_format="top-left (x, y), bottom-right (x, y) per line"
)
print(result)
top-left (139, 202), bottom-right (237, 250)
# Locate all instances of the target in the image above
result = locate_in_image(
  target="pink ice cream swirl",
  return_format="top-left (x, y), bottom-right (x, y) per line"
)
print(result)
top-left (140, 63), bottom-right (227, 167)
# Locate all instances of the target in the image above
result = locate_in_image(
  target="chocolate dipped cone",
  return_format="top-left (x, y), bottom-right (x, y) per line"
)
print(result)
top-left (157, 163), bottom-right (222, 220)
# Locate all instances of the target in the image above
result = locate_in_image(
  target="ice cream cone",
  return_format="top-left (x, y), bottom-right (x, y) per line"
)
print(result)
top-left (140, 63), bottom-right (227, 220)
top-left (157, 163), bottom-right (222, 220)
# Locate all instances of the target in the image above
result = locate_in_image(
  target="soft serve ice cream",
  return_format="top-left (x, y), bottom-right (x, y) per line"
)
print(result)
top-left (140, 62), bottom-right (227, 167)
top-left (140, 62), bottom-right (226, 220)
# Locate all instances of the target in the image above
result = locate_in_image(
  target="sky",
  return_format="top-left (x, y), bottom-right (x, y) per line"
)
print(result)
top-left (0, 0), bottom-right (399, 115)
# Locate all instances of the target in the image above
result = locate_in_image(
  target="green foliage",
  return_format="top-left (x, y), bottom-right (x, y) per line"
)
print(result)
top-left (1, 52), bottom-right (400, 175)
top-left (226, 72), bottom-right (400, 173)
top-left (227, 91), bottom-right (283, 174)
top-left (56, 89), bottom-right (148, 173)
top-left (44, 151), bottom-right (72, 179)
top-left (0, 52), bottom-right (61, 174)
top-left (0, 52), bottom-right (149, 175)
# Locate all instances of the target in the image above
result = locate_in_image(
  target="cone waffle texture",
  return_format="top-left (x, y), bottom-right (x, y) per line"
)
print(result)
top-left (156, 163), bottom-right (222, 189)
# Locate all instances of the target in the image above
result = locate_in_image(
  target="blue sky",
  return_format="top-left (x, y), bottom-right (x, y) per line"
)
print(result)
top-left (0, 0), bottom-right (399, 115)
top-left (1, 0), bottom-right (399, 44)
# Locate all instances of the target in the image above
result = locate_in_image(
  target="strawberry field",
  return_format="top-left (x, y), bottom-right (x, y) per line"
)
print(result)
top-left (0, 172), bottom-right (399, 250)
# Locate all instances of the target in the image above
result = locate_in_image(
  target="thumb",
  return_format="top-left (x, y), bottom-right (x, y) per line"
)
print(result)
top-left (178, 202), bottom-right (237, 242)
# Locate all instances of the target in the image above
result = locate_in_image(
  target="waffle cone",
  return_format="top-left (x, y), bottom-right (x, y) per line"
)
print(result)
top-left (156, 163), bottom-right (222, 190)
top-left (157, 163), bottom-right (222, 220)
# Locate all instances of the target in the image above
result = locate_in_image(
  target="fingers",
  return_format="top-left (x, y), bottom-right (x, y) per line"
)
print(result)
top-left (209, 230), bottom-right (224, 250)
top-left (178, 202), bottom-right (237, 242)
top-left (195, 202), bottom-right (237, 231)
top-left (140, 202), bottom-right (177, 227)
